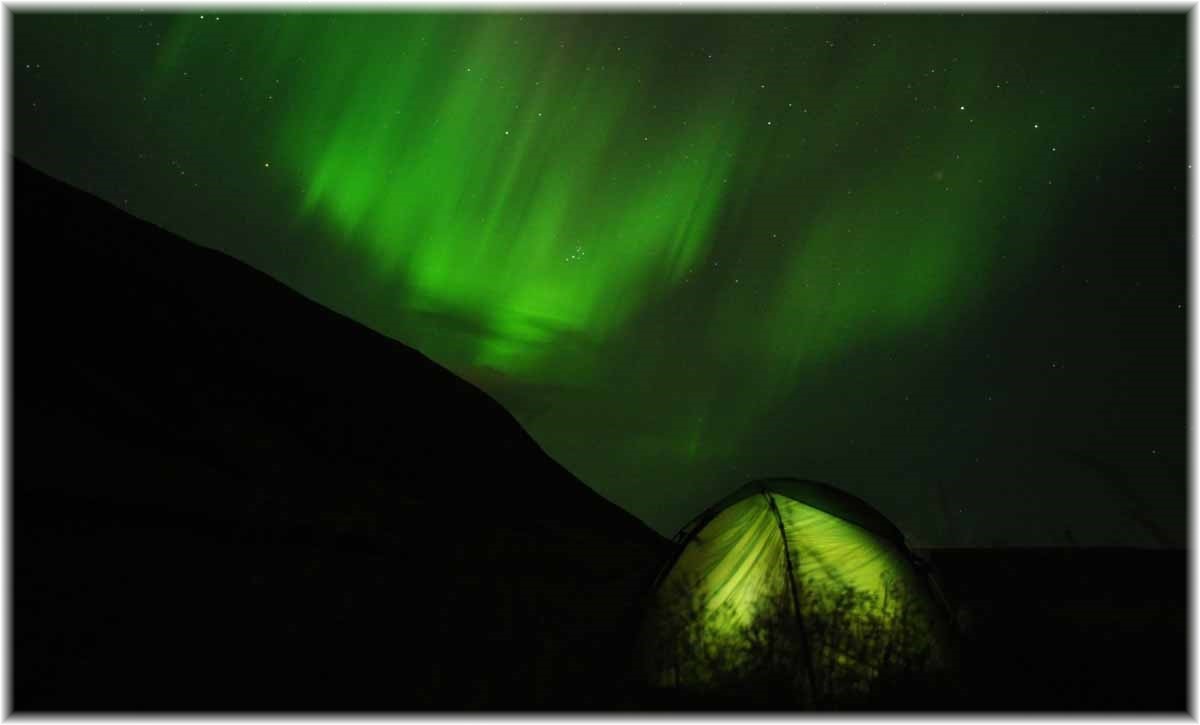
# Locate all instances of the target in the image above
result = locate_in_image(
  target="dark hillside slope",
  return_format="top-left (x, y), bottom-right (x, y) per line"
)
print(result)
top-left (13, 158), bottom-right (668, 710)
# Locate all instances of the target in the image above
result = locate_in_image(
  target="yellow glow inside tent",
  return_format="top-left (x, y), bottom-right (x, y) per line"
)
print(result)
top-left (641, 483), bottom-right (952, 700)
top-left (660, 494), bottom-right (922, 637)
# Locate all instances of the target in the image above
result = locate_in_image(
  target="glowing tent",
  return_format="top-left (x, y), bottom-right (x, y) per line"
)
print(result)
top-left (638, 478), bottom-right (954, 704)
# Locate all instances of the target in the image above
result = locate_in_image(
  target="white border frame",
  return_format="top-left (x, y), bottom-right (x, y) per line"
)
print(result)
top-left (0, 2), bottom-right (1191, 723)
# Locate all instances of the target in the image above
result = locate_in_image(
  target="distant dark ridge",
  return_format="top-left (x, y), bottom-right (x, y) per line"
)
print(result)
top-left (13, 156), bottom-right (663, 550)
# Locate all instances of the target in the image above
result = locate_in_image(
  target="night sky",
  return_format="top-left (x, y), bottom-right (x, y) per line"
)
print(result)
top-left (13, 12), bottom-right (1186, 547)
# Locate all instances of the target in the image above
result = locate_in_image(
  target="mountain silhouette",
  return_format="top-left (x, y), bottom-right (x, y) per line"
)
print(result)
top-left (13, 158), bottom-right (668, 710)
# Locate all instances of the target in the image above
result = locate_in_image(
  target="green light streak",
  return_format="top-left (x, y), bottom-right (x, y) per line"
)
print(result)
top-left (254, 15), bottom-right (744, 375)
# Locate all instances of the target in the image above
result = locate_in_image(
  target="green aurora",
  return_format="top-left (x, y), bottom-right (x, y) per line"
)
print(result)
top-left (151, 14), bottom-right (1078, 378)
top-left (12, 13), bottom-right (1186, 543)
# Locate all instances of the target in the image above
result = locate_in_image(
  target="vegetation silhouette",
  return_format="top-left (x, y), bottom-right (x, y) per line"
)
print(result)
top-left (639, 572), bottom-right (960, 709)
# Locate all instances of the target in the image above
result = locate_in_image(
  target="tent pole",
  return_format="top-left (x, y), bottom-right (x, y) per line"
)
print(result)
top-left (764, 492), bottom-right (819, 707)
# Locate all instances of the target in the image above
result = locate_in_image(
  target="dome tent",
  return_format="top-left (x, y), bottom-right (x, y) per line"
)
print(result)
top-left (638, 477), bottom-right (955, 705)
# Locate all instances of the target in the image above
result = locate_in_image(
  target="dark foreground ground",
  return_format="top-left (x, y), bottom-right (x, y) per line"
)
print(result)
top-left (925, 546), bottom-right (1187, 712)
top-left (12, 159), bottom-right (1187, 712)
top-left (636, 547), bottom-right (1186, 712)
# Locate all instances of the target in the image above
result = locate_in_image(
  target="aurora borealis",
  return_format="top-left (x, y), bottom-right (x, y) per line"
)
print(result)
top-left (12, 12), bottom-right (1186, 546)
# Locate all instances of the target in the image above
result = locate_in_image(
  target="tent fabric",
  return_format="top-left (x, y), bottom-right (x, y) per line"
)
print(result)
top-left (674, 478), bottom-right (907, 549)
top-left (658, 488), bottom-right (926, 634)
top-left (641, 478), bottom-right (951, 697)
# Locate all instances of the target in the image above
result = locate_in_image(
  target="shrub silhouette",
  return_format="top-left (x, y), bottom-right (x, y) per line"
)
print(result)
top-left (639, 572), bottom-right (957, 709)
